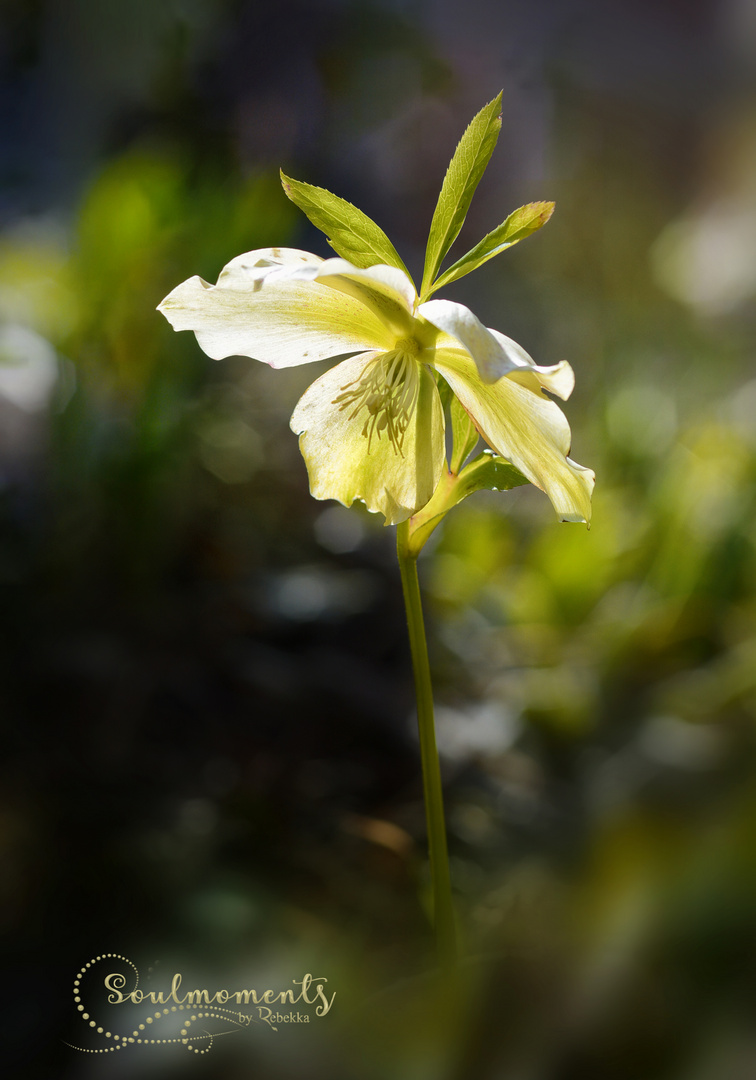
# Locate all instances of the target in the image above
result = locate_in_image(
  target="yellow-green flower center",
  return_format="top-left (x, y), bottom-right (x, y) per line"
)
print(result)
top-left (333, 339), bottom-right (423, 455)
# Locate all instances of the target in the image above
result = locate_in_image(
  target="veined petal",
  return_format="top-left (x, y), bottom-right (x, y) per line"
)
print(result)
top-left (157, 247), bottom-right (396, 368)
top-left (419, 299), bottom-right (573, 395)
top-left (283, 257), bottom-right (419, 338)
top-left (418, 298), bottom-right (522, 380)
top-left (434, 349), bottom-right (594, 523)
top-left (290, 352), bottom-right (445, 525)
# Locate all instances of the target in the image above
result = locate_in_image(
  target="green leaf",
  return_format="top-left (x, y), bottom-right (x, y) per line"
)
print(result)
top-left (405, 450), bottom-right (528, 556)
top-left (427, 201), bottom-right (555, 296)
top-left (420, 93), bottom-right (503, 300)
top-left (449, 395), bottom-right (479, 474)
top-left (280, 171), bottom-right (411, 279)
top-left (457, 450), bottom-right (529, 500)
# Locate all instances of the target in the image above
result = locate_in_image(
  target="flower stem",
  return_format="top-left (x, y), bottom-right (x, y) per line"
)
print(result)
top-left (396, 519), bottom-right (456, 967)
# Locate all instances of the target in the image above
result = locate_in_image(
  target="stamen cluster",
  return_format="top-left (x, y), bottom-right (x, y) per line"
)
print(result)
top-left (333, 345), bottom-right (421, 455)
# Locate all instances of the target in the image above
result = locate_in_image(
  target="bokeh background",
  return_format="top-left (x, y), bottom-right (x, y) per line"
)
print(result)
top-left (3, 1), bottom-right (756, 1077)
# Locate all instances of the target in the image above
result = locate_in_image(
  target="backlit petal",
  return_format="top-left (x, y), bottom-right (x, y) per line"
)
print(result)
top-left (158, 247), bottom-right (396, 368)
top-left (419, 299), bottom-right (573, 394)
top-left (434, 348), bottom-right (594, 523)
top-left (287, 258), bottom-right (418, 319)
top-left (487, 328), bottom-right (574, 400)
top-left (290, 353), bottom-right (445, 525)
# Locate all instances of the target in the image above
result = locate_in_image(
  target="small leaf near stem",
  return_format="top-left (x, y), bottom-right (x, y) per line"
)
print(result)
top-left (449, 394), bottom-right (480, 474)
top-left (405, 450), bottom-right (529, 559)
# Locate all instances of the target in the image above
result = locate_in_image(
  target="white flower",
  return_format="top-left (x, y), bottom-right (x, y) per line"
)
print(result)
top-left (158, 246), bottom-right (594, 526)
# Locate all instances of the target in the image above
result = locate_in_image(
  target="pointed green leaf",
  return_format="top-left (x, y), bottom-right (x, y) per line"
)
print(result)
top-left (420, 93), bottom-right (503, 299)
top-left (281, 171), bottom-right (411, 279)
top-left (449, 395), bottom-right (479, 474)
top-left (405, 449), bottom-right (529, 556)
top-left (458, 450), bottom-right (529, 499)
top-left (427, 201), bottom-right (555, 296)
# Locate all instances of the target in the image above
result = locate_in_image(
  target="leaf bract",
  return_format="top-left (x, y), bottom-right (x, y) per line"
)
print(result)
top-left (420, 93), bottom-right (503, 299)
top-left (281, 171), bottom-right (411, 279)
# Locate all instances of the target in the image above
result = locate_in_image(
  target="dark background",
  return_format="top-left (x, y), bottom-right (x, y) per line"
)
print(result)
top-left (3, 1), bottom-right (756, 1077)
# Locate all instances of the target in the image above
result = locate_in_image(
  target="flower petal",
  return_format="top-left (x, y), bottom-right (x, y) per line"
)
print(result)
top-left (283, 257), bottom-right (419, 339)
top-left (290, 353), bottom-right (445, 525)
top-left (487, 328), bottom-right (574, 400)
top-left (434, 348), bottom-right (594, 523)
top-left (419, 298), bottom-right (573, 395)
top-left (157, 247), bottom-right (396, 368)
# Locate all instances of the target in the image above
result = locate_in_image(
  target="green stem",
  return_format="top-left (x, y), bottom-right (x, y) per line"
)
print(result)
top-left (396, 519), bottom-right (456, 967)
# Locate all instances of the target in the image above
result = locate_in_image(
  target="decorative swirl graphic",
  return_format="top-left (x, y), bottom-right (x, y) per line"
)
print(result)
top-left (65, 954), bottom-right (256, 1057)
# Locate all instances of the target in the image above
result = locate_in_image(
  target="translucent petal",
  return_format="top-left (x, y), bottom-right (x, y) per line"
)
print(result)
top-left (488, 328), bottom-right (574, 400)
top-left (419, 298), bottom-right (574, 394)
top-left (290, 352), bottom-right (445, 525)
top-left (157, 248), bottom-right (396, 368)
top-left (283, 257), bottom-right (419, 339)
top-left (434, 349), bottom-right (594, 523)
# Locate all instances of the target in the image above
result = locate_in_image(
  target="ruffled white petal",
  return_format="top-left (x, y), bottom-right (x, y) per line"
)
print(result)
top-left (434, 348), bottom-right (594, 523)
top-left (487, 328), bottom-right (574, 400)
top-left (157, 247), bottom-right (396, 368)
top-left (419, 298), bottom-right (574, 396)
top-left (290, 352), bottom-right (445, 525)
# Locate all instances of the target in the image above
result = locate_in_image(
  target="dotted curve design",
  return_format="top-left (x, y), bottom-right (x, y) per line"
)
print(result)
top-left (65, 954), bottom-right (256, 1056)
